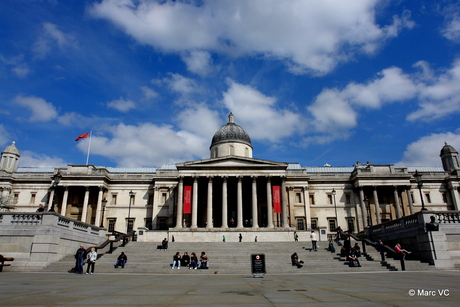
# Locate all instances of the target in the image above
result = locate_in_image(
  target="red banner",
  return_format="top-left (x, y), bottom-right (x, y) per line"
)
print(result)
top-left (183, 186), bottom-right (192, 214)
top-left (272, 185), bottom-right (281, 213)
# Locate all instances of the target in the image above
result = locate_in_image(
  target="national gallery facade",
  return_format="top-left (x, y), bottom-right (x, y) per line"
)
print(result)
top-left (1, 113), bottom-right (459, 237)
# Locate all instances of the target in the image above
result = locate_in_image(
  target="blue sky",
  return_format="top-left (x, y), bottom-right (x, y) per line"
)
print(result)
top-left (1, 0), bottom-right (460, 168)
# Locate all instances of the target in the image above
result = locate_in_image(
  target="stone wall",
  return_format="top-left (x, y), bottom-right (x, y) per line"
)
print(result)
top-left (0, 212), bottom-right (107, 271)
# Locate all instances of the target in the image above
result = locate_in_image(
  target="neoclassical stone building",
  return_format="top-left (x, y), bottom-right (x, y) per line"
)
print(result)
top-left (1, 114), bottom-right (459, 238)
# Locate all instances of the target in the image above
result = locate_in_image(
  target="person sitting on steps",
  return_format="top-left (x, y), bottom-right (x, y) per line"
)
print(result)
top-left (348, 252), bottom-right (361, 267)
top-left (199, 251), bottom-right (209, 269)
top-left (114, 252), bottom-right (127, 268)
top-left (291, 252), bottom-right (303, 268)
top-left (172, 252), bottom-right (181, 269)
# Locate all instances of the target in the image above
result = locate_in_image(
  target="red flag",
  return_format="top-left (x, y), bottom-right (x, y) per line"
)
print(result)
top-left (272, 185), bottom-right (282, 213)
top-left (183, 186), bottom-right (192, 214)
top-left (75, 132), bottom-right (90, 141)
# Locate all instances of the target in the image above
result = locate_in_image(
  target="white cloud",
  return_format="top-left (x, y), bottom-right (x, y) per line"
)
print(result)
top-left (0, 54), bottom-right (31, 78)
top-left (82, 122), bottom-right (209, 167)
top-left (0, 125), bottom-right (11, 147)
top-left (141, 86), bottom-right (158, 100)
top-left (90, 0), bottom-right (413, 75)
top-left (222, 80), bottom-right (302, 142)
top-left (18, 150), bottom-right (67, 167)
top-left (182, 50), bottom-right (214, 76)
top-left (163, 73), bottom-right (200, 94)
top-left (407, 59), bottom-right (460, 121)
top-left (441, 4), bottom-right (460, 43)
top-left (175, 105), bottom-right (220, 139)
top-left (397, 132), bottom-right (460, 167)
top-left (13, 95), bottom-right (58, 122)
top-left (33, 22), bottom-right (78, 58)
top-left (107, 97), bottom-right (136, 112)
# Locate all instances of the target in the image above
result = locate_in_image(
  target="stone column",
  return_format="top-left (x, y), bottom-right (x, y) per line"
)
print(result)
top-left (60, 186), bottom-right (69, 217)
top-left (302, 186), bottom-right (310, 230)
top-left (406, 188), bottom-right (414, 215)
top-left (191, 177), bottom-right (198, 229)
top-left (221, 177), bottom-right (228, 228)
top-left (449, 184), bottom-right (460, 210)
top-left (266, 177), bottom-right (274, 228)
top-left (359, 188), bottom-right (367, 230)
top-left (393, 186), bottom-right (401, 219)
top-left (237, 176), bottom-right (244, 228)
top-left (206, 176), bottom-right (213, 229)
top-left (175, 179), bottom-right (184, 229)
top-left (281, 177), bottom-right (289, 228)
top-left (81, 187), bottom-right (90, 223)
top-left (47, 188), bottom-right (55, 211)
top-left (251, 176), bottom-right (258, 229)
top-left (95, 186), bottom-right (104, 226)
top-left (373, 186), bottom-right (381, 225)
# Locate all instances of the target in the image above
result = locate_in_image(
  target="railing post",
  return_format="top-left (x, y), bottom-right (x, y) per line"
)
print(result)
top-left (380, 250), bottom-right (385, 262)
top-left (400, 257), bottom-right (406, 271)
top-left (108, 241), bottom-right (113, 254)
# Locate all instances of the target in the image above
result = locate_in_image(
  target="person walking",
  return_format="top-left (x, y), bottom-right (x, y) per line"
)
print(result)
top-left (74, 245), bottom-right (86, 274)
top-left (294, 231), bottom-right (298, 242)
top-left (310, 231), bottom-right (318, 251)
top-left (85, 247), bottom-right (97, 274)
top-left (239, 233), bottom-right (242, 242)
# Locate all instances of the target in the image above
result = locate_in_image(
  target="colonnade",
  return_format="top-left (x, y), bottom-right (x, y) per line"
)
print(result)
top-left (174, 176), bottom-right (288, 229)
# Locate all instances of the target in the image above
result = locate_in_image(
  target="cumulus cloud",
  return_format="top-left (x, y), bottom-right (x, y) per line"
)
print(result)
top-left (222, 80), bottom-right (302, 142)
top-left (407, 59), bottom-right (460, 121)
top-left (175, 105), bottom-right (220, 139)
top-left (13, 95), bottom-right (58, 122)
top-left (0, 125), bottom-right (12, 147)
top-left (0, 54), bottom-right (31, 78)
top-left (182, 50), bottom-right (214, 76)
top-left (18, 150), bottom-right (68, 167)
top-left (440, 4), bottom-right (460, 43)
top-left (397, 132), bottom-right (460, 167)
top-left (141, 86), bottom-right (158, 100)
top-left (160, 73), bottom-right (201, 95)
top-left (82, 122), bottom-right (209, 167)
top-left (90, 0), bottom-right (413, 75)
top-left (33, 22), bottom-right (78, 58)
top-left (107, 97), bottom-right (136, 112)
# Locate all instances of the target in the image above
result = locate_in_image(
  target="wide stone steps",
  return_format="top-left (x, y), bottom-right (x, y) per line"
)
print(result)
top-left (42, 240), bottom-right (438, 274)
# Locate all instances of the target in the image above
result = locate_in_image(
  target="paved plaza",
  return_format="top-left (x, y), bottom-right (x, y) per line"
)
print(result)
top-left (0, 270), bottom-right (459, 306)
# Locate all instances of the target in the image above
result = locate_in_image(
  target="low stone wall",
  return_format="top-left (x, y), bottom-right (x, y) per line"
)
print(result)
top-left (0, 212), bottom-right (107, 271)
top-left (366, 211), bottom-right (460, 269)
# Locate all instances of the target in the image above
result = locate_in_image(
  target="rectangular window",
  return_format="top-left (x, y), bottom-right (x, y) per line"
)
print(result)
top-left (309, 194), bottom-right (315, 205)
top-left (327, 194), bottom-right (333, 205)
top-left (130, 194), bottom-right (135, 206)
top-left (145, 218), bottom-right (152, 230)
top-left (425, 193), bottom-right (431, 203)
top-left (345, 194), bottom-right (351, 205)
top-left (442, 193), bottom-right (448, 203)
top-left (297, 218), bottom-right (305, 230)
top-left (127, 218), bottom-right (135, 232)
top-left (108, 219), bottom-right (116, 233)
top-left (111, 194), bottom-right (117, 205)
top-left (295, 193), bottom-right (302, 203)
top-left (311, 218), bottom-right (318, 230)
top-left (328, 219), bottom-right (337, 232)
top-left (410, 193), bottom-right (415, 204)
top-left (162, 192), bottom-right (167, 204)
top-left (30, 193), bottom-right (36, 204)
top-left (13, 193), bottom-right (19, 204)
top-left (347, 218), bottom-right (355, 232)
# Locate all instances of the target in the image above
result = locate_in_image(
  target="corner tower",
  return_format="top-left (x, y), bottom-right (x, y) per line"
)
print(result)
top-left (210, 113), bottom-right (253, 158)
top-left (1, 141), bottom-right (20, 173)
top-left (440, 142), bottom-right (459, 174)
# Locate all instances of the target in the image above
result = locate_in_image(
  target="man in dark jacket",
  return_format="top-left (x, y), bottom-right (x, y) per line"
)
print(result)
top-left (75, 245), bottom-right (86, 274)
top-left (114, 252), bottom-right (128, 268)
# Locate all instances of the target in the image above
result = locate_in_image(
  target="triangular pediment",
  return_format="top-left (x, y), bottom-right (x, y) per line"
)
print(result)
top-left (176, 156), bottom-right (288, 171)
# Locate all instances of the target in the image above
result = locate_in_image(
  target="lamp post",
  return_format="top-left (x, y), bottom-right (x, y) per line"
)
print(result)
top-left (332, 188), bottom-right (338, 230)
top-left (364, 195), bottom-right (372, 226)
top-left (127, 190), bottom-right (134, 233)
top-left (48, 171), bottom-right (62, 212)
top-left (100, 198), bottom-right (107, 228)
top-left (414, 170), bottom-right (427, 211)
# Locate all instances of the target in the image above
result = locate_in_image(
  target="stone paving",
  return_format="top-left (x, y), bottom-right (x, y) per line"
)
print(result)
top-left (0, 270), bottom-right (459, 306)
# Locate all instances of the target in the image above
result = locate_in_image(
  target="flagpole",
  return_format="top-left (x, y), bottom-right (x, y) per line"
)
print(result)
top-left (86, 131), bottom-right (92, 165)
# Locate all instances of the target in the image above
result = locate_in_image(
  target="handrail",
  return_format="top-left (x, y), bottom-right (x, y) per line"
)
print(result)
top-left (88, 230), bottom-right (136, 254)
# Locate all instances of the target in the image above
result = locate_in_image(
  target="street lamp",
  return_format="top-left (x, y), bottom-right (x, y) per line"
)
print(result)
top-left (48, 171), bottom-right (62, 212)
top-left (364, 195), bottom-right (372, 226)
top-left (127, 190), bottom-right (134, 233)
top-left (414, 170), bottom-right (427, 211)
top-left (332, 188), bottom-right (338, 230)
top-left (100, 198), bottom-right (107, 228)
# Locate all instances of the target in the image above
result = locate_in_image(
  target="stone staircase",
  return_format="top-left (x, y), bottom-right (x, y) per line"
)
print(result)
top-left (42, 239), bottom-right (438, 274)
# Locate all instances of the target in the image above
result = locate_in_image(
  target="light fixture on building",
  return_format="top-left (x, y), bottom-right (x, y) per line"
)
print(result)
top-left (414, 170), bottom-right (427, 211)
